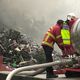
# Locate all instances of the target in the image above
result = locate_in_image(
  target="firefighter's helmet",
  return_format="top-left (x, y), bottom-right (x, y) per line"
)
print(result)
top-left (67, 13), bottom-right (76, 20)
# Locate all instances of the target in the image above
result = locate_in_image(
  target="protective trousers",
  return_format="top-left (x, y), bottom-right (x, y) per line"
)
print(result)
top-left (42, 45), bottom-right (54, 74)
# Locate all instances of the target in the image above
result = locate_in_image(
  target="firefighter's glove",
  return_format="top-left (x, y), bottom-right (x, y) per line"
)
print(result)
top-left (62, 47), bottom-right (75, 57)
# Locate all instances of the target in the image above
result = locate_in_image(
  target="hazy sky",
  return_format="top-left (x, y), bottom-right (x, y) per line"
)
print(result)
top-left (0, 0), bottom-right (80, 45)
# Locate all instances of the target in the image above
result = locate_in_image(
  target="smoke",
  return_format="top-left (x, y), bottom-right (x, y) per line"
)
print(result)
top-left (0, 0), bottom-right (80, 44)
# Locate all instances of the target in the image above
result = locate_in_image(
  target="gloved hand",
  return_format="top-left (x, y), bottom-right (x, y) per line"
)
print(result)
top-left (62, 45), bottom-right (76, 57)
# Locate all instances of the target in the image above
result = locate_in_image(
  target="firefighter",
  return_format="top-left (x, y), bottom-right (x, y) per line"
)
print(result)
top-left (41, 20), bottom-right (64, 78)
top-left (61, 21), bottom-right (75, 57)
top-left (66, 13), bottom-right (78, 30)
top-left (41, 18), bottom-right (79, 79)
top-left (65, 13), bottom-right (79, 56)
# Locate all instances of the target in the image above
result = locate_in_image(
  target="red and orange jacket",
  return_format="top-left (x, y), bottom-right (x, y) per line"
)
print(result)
top-left (42, 24), bottom-right (63, 49)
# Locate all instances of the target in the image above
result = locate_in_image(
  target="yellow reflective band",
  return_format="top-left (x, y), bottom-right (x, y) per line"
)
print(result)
top-left (56, 35), bottom-right (61, 39)
top-left (63, 40), bottom-right (70, 44)
top-left (47, 32), bottom-right (55, 39)
top-left (45, 35), bottom-right (49, 41)
top-left (42, 41), bottom-right (53, 48)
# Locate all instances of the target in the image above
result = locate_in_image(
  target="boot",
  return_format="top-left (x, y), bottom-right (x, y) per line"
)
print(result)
top-left (46, 67), bottom-right (58, 79)
top-left (46, 72), bottom-right (58, 78)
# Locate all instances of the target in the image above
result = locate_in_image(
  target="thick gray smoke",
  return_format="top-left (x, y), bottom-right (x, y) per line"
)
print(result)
top-left (0, 0), bottom-right (80, 45)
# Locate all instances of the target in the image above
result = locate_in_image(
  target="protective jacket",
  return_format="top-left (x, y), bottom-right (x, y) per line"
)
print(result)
top-left (42, 21), bottom-right (77, 57)
top-left (42, 24), bottom-right (63, 49)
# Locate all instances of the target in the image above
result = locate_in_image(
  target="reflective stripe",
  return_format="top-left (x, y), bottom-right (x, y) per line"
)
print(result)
top-left (45, 35), bottom-right (49, 41)
top-left (61, 29), bottom-right (70, 44)
top-left (42, 41), bottom-right (53, 48)
top-left (42, 32), bottom-right (55, 47)
top-left (56, 35), bottom-right (61, 39)
top-left (47, 32), bottom-right (55, 39)
top-left (48, 26), bottom-right (54, 32)
top-left (63, 40), bottom-right (70, 44)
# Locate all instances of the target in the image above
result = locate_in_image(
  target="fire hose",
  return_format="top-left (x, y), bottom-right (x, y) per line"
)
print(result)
top-left (6, 57), bottom-right (80, 80)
